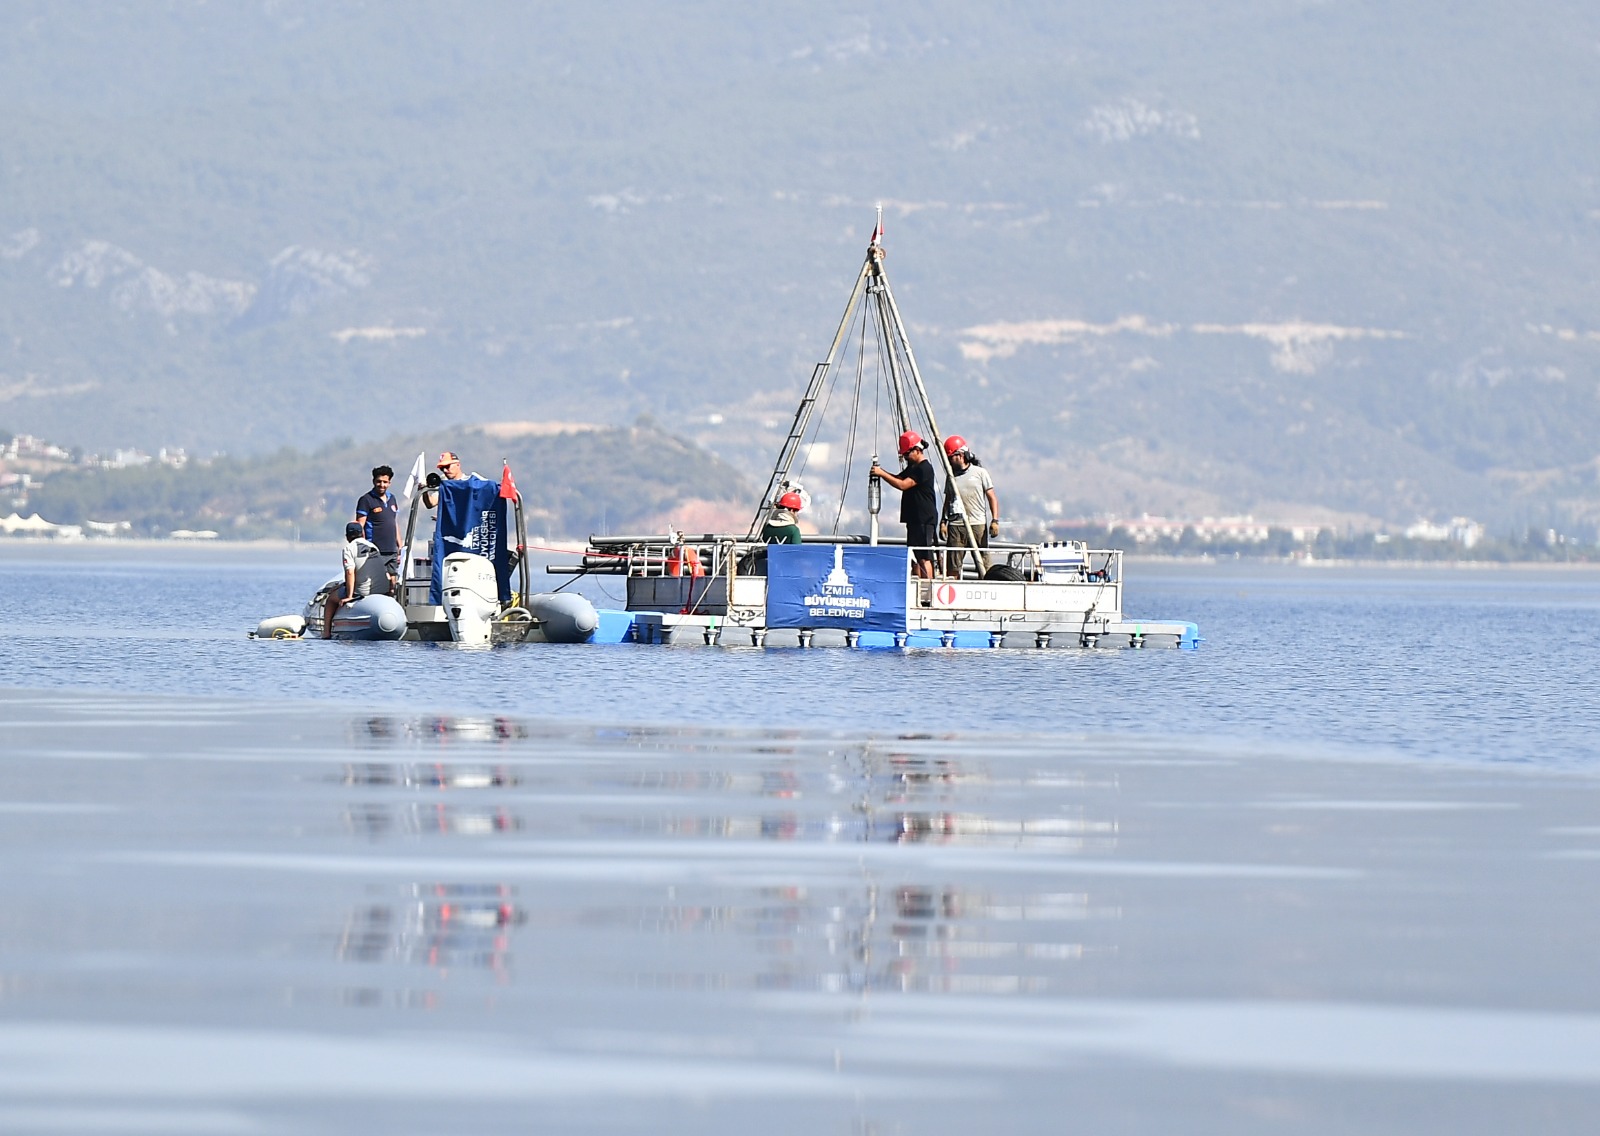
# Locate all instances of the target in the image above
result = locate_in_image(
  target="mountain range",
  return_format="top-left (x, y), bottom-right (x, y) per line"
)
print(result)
top-left (3, 1), bottom-right (1599, 535)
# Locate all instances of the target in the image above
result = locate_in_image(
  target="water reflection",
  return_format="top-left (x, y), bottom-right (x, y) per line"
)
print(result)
top-left (339, 763), bottom-right (519, 790)
top-left (624, 883), bottom-right (1113, 996)
top-left (880, 754), bottom-right (977, 797)
top-left (874, 813), bottom-right (1114, 847)
top-left (323, 718), bottom-right (1122, 1002)
top-left (356, 714), bottom-right (531, 746)
top-left (337, 883), bottom-right (524, 974)
top-left (586, 749), bottom-right (1116, 852)
top-left (591, 809), bottom-right (1115, 850)
top-left (340, 803), bottom-right (521, 838)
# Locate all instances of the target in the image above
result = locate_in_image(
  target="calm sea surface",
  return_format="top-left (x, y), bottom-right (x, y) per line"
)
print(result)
top-left (2, 544), bottom-right (1599, 1133)
top-left (2, 543), bottom-right (1599, 764)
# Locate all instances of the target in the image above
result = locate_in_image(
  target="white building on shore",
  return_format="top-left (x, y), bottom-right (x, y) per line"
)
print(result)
top-left (1403, 517), bottom-right (1484, 548)
top-left (0, 513), bottom-right (83, 539)
top-left (1055, 514), bottom-right (1326, 543)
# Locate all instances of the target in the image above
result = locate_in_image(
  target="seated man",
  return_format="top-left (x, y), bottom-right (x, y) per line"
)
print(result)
top-left (322, 522), bottom-right (390, 639)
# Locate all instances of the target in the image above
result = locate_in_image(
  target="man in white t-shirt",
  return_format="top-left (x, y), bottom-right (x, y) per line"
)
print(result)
top-left (940, 436), bottom-right (1001, 577)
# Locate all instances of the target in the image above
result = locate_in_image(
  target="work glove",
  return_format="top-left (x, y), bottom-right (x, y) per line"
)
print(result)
top-left (988, 520), bottom-right (1000, 538)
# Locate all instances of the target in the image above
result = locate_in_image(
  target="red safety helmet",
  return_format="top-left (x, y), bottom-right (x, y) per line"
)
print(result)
top-left (777, 491), bottom-right (803, 511)
top-left (897, 430), bottom-right (924, 455)
top-left (943, 434), bottom-right (967, 457)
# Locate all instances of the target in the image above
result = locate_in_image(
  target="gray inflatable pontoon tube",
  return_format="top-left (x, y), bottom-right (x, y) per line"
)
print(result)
top-left (525, 592), bottom-right (600, 643)
top-left (326, 594), bottom-right (407, 641)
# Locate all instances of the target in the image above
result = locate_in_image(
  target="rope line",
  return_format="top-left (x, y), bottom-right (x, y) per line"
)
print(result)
top-left (527, 543), bottom-right (626, 558)
top-left (833, 299), bottom-right (871, 534)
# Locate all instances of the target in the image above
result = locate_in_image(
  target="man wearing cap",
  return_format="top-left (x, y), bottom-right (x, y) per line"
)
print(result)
top-left (421, 450), bottom-right (466, 510)
top-left (322, 521), bottom-right (391, 639)
top-left (870, 431), bottom-right (939, 580)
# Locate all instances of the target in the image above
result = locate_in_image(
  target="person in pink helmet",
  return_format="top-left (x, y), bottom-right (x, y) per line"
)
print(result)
top-left (870, 430), bottom-right (939, 580)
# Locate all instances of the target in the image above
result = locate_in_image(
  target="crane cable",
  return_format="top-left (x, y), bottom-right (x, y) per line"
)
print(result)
top-left (832, 295), bottom-right (872, 534)
top-left (792, 299), bottom-right (863, 491)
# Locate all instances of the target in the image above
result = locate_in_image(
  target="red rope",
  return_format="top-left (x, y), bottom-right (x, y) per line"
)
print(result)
top-left (521, 542), bottom-right (628, 559)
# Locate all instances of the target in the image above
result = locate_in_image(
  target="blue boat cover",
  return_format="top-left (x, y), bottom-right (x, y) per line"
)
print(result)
top-left (766, 544), bottom-right (908, 632)
top-left (429, 476), bottom-right (513, 604)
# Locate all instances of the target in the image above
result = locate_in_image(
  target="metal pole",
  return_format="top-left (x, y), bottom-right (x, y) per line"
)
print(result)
top-left (747, 249), bottom-right (877, 539)
top-left (867, 451), bottom-right (881, 546)
top-left (870, 282), bottom-right (912, 434)
top-left (514, 493), bottom-right (530, 605)
top-left (400, 489), bottom-right (424, 606)
top-left (876, 268), bottom-right (983, 570)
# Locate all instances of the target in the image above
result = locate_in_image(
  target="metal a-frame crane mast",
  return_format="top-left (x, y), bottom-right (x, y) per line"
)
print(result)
top-left (747, 207), bottom-right (982, 555)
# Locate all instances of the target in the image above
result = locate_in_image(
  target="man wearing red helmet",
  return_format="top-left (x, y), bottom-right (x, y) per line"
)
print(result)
top-left (940, 435), bottom-right (1001, 577)
top-left (870, 430), bottom-right (939, 580)
top-left (762, 489), bottom-right (805, 545)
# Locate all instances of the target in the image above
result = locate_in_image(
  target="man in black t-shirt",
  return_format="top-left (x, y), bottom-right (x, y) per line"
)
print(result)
top-left (354, 465), bottom-right (401, 594)
top-left (870, 431), bottom-right (940, 580)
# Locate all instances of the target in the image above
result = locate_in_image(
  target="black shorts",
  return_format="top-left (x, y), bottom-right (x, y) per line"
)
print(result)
top-left (906, 520), bottom-right (939, 561)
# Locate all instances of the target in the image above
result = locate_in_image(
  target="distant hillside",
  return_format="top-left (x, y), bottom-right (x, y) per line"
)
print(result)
top-left (2, 2), bottom-right (1599, 534)
top-left (27, 422), bottom-right (752, 540)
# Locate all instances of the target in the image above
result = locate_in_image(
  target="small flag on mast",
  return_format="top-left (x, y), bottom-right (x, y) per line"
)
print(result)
top-left (499, 460), bottom-right (520, 501)
top-left (871, 204), bottom-right (883, 245)
top-left (400, 451), bottom-right (427, 501)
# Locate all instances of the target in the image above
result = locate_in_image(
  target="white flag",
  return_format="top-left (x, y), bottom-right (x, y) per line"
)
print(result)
top-left (400, 450), bottom-right (426, 501)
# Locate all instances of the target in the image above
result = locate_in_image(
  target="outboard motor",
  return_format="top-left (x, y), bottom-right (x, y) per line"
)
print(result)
top-left (442, 552), bottom-right (500, 645)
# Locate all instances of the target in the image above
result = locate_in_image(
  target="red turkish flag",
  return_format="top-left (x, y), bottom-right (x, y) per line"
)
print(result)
top-left (499, 461), bottom-right (519, 501)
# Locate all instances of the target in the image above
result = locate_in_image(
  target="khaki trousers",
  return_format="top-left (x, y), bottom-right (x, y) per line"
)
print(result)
top-left (945, 521), bottom-right (990, 577)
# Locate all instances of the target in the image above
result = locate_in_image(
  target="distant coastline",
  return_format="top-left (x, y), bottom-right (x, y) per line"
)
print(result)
top-left (0, 537), bottom-right (591, 557)
top-left (0, 537), bottom-right (1594, 572)
top-left (1130, 553), bottom-right (1600, 571)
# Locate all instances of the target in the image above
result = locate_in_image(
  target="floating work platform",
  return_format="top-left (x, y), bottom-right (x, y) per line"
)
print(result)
top-left (556, 537), bottom-right (1201, 650)
top-left (626, 610), bottom-right (1199, 650)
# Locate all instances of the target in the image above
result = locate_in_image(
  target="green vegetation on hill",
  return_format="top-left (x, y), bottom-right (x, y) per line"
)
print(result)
top-left (28, 423), bottom-right (751, 540)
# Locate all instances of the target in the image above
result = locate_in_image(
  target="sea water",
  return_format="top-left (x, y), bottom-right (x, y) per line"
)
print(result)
top-left (1, 544), bottom-right (1599, 1133)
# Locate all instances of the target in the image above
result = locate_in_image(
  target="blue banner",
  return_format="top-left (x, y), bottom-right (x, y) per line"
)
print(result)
top-left (765, 544), bottom-right (908, 632)
top-left (430, 476), bottom-right (513, 604)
